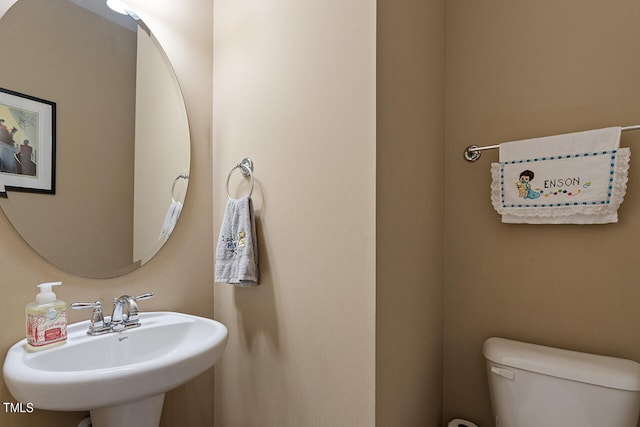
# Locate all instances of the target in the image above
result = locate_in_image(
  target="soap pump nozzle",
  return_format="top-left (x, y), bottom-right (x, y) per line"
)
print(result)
top-left (36, 281), bottom-right (62, 304)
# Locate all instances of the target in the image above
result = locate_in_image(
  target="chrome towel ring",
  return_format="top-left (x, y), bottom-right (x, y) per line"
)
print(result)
top-left (171, 173), bottom-right (189, 203)
top-left (226, 157), bottom-right (254, 199)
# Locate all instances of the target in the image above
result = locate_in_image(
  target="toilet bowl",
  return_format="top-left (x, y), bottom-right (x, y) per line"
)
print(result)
top-left (483, 337), bottom-right (640, 427)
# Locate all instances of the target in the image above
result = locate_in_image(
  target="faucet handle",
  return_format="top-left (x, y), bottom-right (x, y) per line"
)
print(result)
top-left (112, 292), bottom-right (154, 305)
top-left (70, 301), bottom-right (109, 335)
top-left (71, 301), bottom-right (102, 310)
top-left (134, 292), bottom-right (154, 301)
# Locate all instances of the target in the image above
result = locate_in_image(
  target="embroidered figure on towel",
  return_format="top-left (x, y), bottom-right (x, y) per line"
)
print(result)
top-left (223, 230), bottom-right (247, 256)
top-left (224, 234), bottom-right (238, 255)
top-left (517, 170), bottom-right (540, 200)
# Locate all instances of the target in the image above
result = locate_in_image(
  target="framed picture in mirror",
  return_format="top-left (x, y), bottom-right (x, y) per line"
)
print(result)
top-left (0, 87), bottom-right (55, 195)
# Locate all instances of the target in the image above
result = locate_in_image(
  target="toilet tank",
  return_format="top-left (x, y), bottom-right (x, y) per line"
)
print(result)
top-left (483, 337), bottom-right (640, 427)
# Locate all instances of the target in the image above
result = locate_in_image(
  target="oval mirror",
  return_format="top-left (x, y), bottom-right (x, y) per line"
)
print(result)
top-left (0, 0), bottom-right (190, 278)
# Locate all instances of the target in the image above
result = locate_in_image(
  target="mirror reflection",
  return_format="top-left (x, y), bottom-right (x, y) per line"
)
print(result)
top-left (0, 0), bottom-right (190, 278)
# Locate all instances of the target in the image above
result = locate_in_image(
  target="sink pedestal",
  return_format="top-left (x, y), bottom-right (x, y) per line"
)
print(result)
top-left (90, 394), bottom-right (165, 427)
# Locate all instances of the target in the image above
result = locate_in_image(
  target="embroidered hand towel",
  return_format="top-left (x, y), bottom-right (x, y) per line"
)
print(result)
top-left (490, 127), bottom-right (630, 224)
top-left (215, 196), bottom-right (259, 286)
top-left (159, 200), bottom-right (182, 241)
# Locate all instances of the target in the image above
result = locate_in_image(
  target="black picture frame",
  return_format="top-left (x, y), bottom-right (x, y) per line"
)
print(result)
top-left (0, 87), bottom-right (56, 195)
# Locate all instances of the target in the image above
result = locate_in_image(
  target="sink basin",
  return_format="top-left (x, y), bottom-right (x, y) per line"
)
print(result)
top-left (3, 311), bottom-right (228, 426)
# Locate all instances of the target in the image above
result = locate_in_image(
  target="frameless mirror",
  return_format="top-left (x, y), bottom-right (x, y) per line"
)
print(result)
top-left (0, 0), bottom-right (190, 278)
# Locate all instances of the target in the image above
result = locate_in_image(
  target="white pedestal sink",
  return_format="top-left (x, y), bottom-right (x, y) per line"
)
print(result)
top-left (3, 311), bottom-right (228, 427)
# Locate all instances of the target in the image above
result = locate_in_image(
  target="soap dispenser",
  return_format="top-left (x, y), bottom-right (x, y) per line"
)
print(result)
top-left (25, 281), bottom-right (67, 351)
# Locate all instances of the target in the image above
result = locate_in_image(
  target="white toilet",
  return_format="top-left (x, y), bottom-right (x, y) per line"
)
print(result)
top-left (483, 337), bottom-right (640, 427)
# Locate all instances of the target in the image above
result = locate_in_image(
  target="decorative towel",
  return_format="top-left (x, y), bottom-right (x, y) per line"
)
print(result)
top-left (159, 200), bottom-right (183, 240)
top-left (490, 127), bottom-right (630, 224)
top-left (215, 196), bottom-right (259, 286)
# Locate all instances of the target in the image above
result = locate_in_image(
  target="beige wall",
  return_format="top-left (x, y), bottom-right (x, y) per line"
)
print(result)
top-left (376, 0), bottom-right (444, 425)
top-left (212, 0), bottom-right (377, 425)
top-left (0, 0), bottom-right (214, 426)
top-left (444, 0), bottom-right (640, 425)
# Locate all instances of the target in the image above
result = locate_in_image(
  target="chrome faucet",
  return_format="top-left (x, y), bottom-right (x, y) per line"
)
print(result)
top-left (71, 292), bottom-right (154, 335)
top-left (111, 295), bottom-right (139, 331)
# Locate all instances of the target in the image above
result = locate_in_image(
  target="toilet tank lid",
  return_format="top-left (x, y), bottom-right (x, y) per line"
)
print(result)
top-left (483, 337), bottom-right (640, 391)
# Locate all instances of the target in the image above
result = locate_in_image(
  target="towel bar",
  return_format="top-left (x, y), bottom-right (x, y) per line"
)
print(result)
top-left (464, 125), bottom-right (640, 162)
top-left (226, 157), bottom-right (254, 199)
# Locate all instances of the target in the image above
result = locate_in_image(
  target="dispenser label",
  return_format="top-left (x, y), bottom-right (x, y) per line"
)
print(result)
top-left (27, 309), bottom-right (67, 347)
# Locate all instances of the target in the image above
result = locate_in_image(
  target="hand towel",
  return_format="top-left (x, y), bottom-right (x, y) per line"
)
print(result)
top-left (215, 196), bottom-right (259, 286)
top-left (490, 127), bottom-right (630, 224)
top-left (158, 200), bottom-right (182, 240)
